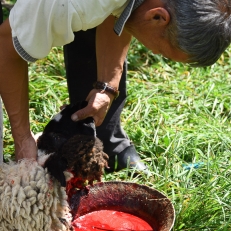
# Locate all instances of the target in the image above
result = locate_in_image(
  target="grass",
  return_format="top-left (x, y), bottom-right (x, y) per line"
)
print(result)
top-left (1, 4), bottom-right (231, 231)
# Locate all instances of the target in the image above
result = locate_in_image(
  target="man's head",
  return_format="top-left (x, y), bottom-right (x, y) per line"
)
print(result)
top-left (126, 0), bottom-right (231, 66)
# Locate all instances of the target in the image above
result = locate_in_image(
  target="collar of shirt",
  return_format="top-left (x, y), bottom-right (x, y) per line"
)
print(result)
top-left (114, 0), bottom-right (145, 36)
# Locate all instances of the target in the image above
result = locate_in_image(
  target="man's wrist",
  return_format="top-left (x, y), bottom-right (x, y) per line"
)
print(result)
top-left (93, 81), bottom-right (120, 99)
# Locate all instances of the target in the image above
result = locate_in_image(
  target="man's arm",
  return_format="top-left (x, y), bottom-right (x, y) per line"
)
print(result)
top-left (0, 19), bottom-right (37, 160)
top-left (72, 15), bottom-right (132, 126)
top-left (96, 15), bottom-right (132, 89)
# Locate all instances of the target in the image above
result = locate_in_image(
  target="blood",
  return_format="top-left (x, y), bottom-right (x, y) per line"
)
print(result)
top-left (66, 175), bottom-right (87, 202)
top-left (72, 210), bottom-right (153, 231)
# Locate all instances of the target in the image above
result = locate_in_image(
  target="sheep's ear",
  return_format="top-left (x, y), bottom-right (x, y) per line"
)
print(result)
top-left (68, 101), bottom-right (88, 114)
top-left (44, 154), bottom-right (68, 187)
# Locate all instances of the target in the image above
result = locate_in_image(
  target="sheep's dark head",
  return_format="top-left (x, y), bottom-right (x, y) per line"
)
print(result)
top-left (37, 101), bottom-right (96, 154)
top-left (37, 101), bottom-right (108, 187)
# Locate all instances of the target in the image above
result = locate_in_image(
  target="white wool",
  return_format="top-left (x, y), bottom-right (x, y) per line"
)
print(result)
top-left (0, 155), bottom-right (73, 231)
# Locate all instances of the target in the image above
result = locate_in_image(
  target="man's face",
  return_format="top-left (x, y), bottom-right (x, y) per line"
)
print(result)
top-left (132, 30), bottom-right (189, 63)
top-left (125, 5), bottom-right (189, 63)
top-left (150, 38), bottom-right (189, 63)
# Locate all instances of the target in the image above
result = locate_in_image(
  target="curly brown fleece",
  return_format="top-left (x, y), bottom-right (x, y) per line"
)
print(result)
top-left (60, 134), bottom-right (109, 184)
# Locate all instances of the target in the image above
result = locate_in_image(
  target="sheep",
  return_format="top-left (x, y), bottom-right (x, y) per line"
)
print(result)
top-left (0, 102), bottom-right (109, 231)
top-left (0, 156), bottom-right (73, 231)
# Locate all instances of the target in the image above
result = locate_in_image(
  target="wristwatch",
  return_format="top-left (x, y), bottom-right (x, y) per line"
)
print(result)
top-left (93, 81), bottom-right (120, 99)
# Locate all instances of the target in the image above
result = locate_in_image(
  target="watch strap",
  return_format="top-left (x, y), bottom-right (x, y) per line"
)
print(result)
top-left (93, 81), bottom-right (119, 99)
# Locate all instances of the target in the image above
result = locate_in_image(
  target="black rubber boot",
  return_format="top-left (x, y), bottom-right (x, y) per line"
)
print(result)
top-left (116, 145), bottom-right (150, 175)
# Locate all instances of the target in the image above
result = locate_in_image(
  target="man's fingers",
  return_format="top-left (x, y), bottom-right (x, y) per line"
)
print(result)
top-left (71, 113), bottom-right (79, 121)
top-left (93, 115), bottom-right (103, 126)
top-left (71, 107), bottom-right (103, 126)
top-left (71, 90), bottom-right (112, 125)
top-left (71, 106), bottom-right (95, 122)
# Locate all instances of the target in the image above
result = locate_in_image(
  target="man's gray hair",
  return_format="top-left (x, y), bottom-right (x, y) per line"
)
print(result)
top-left (164, 0), bottom-right (231, 66)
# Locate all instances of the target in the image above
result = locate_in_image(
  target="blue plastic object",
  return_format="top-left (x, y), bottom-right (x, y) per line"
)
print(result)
top-left (182, 162), bottom-right (204, 170)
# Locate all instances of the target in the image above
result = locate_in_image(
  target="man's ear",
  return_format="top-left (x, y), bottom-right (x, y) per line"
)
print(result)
top-left (145, 7), bottom-right (170, 26)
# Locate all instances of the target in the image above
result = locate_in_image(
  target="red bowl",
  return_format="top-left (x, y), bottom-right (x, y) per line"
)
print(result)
top-left (70, 181), bottom-right (175, 231)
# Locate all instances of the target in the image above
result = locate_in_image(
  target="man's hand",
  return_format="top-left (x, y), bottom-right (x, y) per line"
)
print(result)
top-left (14, 132), bottom-right (37, 161)
top-left (71, 89), bottom-right (114, 126)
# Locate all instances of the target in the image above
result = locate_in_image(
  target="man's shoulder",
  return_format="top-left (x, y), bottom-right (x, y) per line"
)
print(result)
top-left (75, 0), bottom-right (128, 14)
top-left (71, 0), bottom-right (129, 30)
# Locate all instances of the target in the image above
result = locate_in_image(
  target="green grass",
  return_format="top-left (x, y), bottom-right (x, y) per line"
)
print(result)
top-left (2, 43), bottom-right (230, 231)
top-left (1, 6), bottom-right (231, 230)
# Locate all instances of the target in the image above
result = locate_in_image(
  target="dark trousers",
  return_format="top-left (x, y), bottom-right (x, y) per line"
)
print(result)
top-left (63, 29), bottom-right (132, 158)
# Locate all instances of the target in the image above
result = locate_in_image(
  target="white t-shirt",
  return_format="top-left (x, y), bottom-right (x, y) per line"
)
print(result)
top-left (9, 0), bottom-right (129, 61)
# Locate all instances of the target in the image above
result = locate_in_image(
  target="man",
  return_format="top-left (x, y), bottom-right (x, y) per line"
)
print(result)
top-left (0, 0), bottom-right (230, 163)
top-left (64, 29), bottom-right (150, 173)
